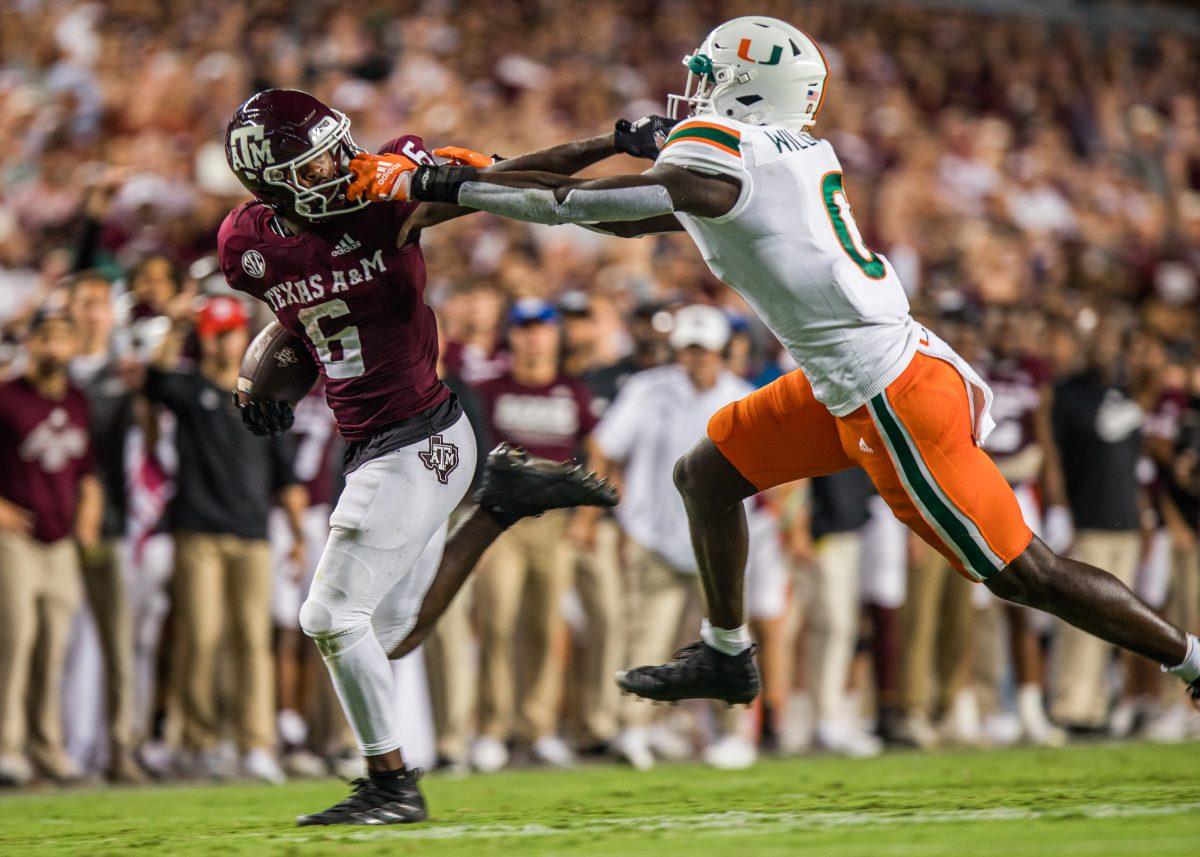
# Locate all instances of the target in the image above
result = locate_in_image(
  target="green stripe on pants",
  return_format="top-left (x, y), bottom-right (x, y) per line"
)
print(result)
top-left (868, 394), bottom-right (999, 580)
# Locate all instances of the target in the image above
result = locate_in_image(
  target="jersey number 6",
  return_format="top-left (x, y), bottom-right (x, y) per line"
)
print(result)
top-left (297, 299), bottom-right (365, 380)
top-left (821, 171), bottom-right (885, 280)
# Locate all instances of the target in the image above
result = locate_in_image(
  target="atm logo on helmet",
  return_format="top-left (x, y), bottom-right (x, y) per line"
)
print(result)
top-left (229, 125), bottom-right (274, 174)
top-left (737, 38), bottom-right (782, 65)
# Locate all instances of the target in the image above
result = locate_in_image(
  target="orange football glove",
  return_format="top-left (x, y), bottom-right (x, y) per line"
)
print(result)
top-left (346, 152), bottom-right (420, 202)
top-left (432, 146), bottom-right (495, 168)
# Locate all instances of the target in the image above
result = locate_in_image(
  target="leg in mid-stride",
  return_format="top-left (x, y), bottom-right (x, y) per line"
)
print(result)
top-left (618, 358), bottom-right (1200, 707)
top-left (617, 364), bottom-right (855, 705)
top-left (298, 441), bottom-right (616, 826)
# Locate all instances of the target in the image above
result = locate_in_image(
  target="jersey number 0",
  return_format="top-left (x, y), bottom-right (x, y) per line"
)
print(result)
top-left (821, 171), bottom-right (885, 280)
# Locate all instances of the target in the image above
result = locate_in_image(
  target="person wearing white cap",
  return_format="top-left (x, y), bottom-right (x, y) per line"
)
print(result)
top-left (586, 305), bottom-right (758, 770)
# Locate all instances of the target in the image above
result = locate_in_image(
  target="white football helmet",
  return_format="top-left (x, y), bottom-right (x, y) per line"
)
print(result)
top-left (668, 16), bottom-right (829, 130)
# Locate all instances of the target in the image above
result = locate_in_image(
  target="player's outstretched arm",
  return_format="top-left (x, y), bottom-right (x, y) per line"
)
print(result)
top-left (396, 134), bottom-right (622, 241)
top-left (412, 163), bottom-right (741, 226)
top-left (360, 117), bottom-right (682, 241)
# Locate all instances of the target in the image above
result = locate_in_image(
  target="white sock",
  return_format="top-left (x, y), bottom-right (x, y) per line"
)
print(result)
top-left (317, 628), bottom-right (402, 756)
top-left (1162, 633), bottom-right (1200, 683)
top-left (701, 618), bottom-right (752, 656)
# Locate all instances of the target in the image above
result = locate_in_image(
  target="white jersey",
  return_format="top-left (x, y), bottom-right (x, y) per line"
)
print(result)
top-left (593, 364), bottom-right (754, 573)
top-left (657, 115), bottom-right (919, 416)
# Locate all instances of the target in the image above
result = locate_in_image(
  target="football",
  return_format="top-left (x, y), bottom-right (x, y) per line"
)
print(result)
top-left (236, 321), bottom-right (319, 407)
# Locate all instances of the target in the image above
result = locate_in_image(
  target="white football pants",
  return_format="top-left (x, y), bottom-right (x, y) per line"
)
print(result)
top-left (300, 414), bottom-right (476, 756)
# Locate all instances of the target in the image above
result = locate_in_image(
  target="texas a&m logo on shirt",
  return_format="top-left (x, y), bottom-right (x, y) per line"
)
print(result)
top-left (20, 408), bottom-right (88, 473)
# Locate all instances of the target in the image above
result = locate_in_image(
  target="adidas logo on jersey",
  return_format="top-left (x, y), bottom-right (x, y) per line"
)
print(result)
top-left (331, 233), bottom-right (362, 256)
top-left (858, 437), bottom-right (875, 454)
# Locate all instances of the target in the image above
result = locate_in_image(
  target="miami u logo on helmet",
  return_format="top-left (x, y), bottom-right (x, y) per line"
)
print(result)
top-left (736, 39), bottom-right (782, 65)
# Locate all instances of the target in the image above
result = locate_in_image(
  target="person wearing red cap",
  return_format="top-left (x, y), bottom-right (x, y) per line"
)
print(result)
top-left (144, 294), bottom-right (308, 783)
top-left (0, 307), bottom-right (102, 786)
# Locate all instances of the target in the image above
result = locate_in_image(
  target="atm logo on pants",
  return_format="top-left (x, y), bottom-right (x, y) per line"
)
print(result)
top-left (419, 435), bottom-right (460, 484)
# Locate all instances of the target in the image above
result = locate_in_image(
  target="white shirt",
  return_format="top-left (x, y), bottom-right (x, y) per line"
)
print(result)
top-left (594, 364), bottom-right (753, 572)
top-left (657, 115), bottom-right (919, 417)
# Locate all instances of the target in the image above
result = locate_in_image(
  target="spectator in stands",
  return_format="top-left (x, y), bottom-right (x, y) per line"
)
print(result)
top-left (804, 470), bottom-right (884, 756)
top-left (442, 281), bottom-right (511, 385)
top-left (1050, 319), bottom-right (1145, 731)
top-left (560, 291), bottom-right (626, 756)
top-left (471, 299), bottom-right (598, 771)
top-left (0, 306), bottom-right (101, 786)
top-left (588, 305), bottom-right (757, 770)
top-left (145, 295), bottom-right (307, 782)
top-left (66, 270), bottom-right (146, 782)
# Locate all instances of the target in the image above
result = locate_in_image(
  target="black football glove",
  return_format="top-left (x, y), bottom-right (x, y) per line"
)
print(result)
top-left (614, 115), bottom-right (677, 160)
top-left (235, 394), bottom-right (294, 438)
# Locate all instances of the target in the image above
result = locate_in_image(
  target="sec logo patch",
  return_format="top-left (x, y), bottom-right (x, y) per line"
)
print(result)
top-left (242, 250), bottom-right (266, 278)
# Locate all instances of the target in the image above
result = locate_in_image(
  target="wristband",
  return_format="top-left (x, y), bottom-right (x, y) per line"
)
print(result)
top-left (410, 164), bottom-right (480, 204)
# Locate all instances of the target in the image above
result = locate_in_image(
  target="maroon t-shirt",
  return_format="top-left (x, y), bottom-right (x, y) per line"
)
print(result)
top-left (443, 339), bottom-right (511, 385)
top-left (291, 384), bottom-right (339, 506)
top-left (0, 377), bottom-right (95, 543)
top-left (218, 136), bottom-right (449, 442)
top-left (983, 355), bottom-right (1051, 461)
top-left (475, 372), bottom-right (598, 462)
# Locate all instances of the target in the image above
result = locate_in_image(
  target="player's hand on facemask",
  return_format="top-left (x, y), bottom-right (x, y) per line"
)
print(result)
top-left (614, 115), bottom-right (677, 160)
top-left (235, 395), bottom-right (295, 438)
top-left (433, 146), bottom-right (495, 168)
top-left (346, 152), bottom-right (420, 202)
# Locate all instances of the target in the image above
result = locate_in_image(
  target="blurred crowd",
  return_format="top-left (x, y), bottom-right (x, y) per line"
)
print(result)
top-left (2, 0), bottom-right (1200, 786)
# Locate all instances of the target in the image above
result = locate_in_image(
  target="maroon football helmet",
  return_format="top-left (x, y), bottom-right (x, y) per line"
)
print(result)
top-left (225, 89), bottom-right (366, 221)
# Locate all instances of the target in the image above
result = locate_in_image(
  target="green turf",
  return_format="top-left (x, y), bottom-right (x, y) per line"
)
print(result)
top-left (1, 742), bottom-right (1197, 856)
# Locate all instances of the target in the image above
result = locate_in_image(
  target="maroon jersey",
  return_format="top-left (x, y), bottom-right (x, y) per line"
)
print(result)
top-left (982, 355), bottom-right (1050, 462)
top-left (218, 136), bottom-right (449, 442)
top-left (1144, 388), bottom-right (1186, 446)
top-left (475, 372), bottom-right (598, 462)
top-left (291, 384), bottom-right (339, 506)
top-left (443, 339), bottom-right (511, 385)
top-left (0, 377), bottom-right (95, 543)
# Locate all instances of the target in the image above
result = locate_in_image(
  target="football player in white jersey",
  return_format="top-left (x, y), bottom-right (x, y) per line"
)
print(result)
top-left (347, 16), bottom-right (1200, 709)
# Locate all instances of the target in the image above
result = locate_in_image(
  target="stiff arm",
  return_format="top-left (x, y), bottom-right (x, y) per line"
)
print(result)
top-left (400, 133), bottom-right (624, 241)
top-left (426, 163), bottom-right (741, 230)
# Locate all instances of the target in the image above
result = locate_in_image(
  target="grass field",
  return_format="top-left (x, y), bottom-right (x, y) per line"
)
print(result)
top-left (1, 742), bottom-right (1197, 856)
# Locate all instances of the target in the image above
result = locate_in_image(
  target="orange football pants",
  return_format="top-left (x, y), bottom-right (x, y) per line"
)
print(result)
top-left (709, 353), bottom-right (1033, 582)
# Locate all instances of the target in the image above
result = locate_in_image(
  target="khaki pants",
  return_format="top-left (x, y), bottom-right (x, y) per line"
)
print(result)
top-left (171, 532), bottom-right (274, 752)
top-left (1050, 529), bottom-right (1139, 727)
top-left (0, 534), bottom-right (82, 773)
top-left (620, 543), bottom-right (699, 729)
top-left (970, 598), bottom-right (1006, 716)
top-left (476, 511), bottom-right (572, 742)
top-left (424, 577), bottom-right (476, 761)
top-left (618, 540), bottom-right (742, 736)
top-left (806, 532), bottom-right (862, 724)
top-left (569, 518), bottom-right (623, 744)
top-left (899, 547), bottom-right (974, 717)
top-left (79, 539), bottom-right (138, 755)
top-left (1168, 543), bottom-right (1200, 643)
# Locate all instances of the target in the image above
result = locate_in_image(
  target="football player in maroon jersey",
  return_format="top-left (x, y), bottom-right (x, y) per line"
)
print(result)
top-left (217, 89), bottom-right (647, 825)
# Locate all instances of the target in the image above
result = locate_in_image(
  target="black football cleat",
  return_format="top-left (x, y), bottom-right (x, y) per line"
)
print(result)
top-left (296, 774), bottom-right (428, 826)
top-left (475, 443), bottom-right (618, 528)
top-left (616, 641), bottom-right (760, 705)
